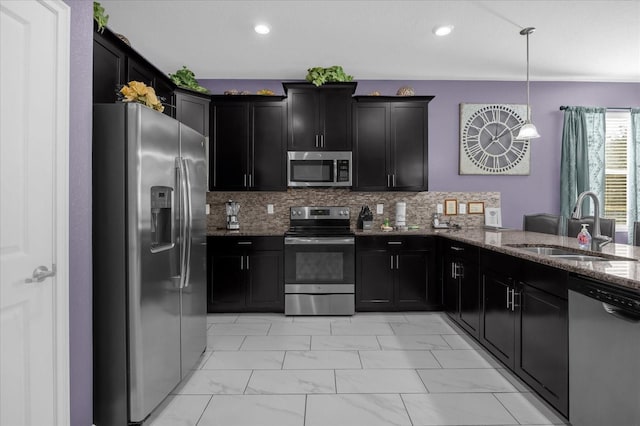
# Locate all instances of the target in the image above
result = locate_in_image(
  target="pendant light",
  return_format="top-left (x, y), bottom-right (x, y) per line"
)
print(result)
top-left (517, 27), bottom-right (541, 140)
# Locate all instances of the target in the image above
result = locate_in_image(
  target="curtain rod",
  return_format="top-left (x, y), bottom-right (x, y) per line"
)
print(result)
top-left (559, 106), bottom-right (632, 111)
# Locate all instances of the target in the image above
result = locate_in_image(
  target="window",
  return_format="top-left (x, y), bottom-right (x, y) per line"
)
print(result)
top-left (604, 110), bottom-right (631, 232)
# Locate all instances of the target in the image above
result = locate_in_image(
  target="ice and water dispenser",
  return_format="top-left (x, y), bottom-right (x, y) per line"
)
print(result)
top-left (150, 186), bottom-right (173, 251)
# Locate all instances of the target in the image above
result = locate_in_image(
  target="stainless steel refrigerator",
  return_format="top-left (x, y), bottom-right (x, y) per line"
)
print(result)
top-left (92, 103), bottom-right (207, 426)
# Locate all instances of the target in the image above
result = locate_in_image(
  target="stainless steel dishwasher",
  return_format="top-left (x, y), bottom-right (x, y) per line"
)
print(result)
top-left (568, 275), bottom-right (640, 426)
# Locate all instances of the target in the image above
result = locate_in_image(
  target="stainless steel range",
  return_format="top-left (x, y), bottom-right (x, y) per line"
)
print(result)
top-left (284, 206), bottom-right (355, 315)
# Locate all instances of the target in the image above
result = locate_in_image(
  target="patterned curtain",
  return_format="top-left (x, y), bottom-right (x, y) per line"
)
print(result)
top-left (560, 107), bottom-right (606, 218)
top-left (629, 108), bottom-right (640, 242)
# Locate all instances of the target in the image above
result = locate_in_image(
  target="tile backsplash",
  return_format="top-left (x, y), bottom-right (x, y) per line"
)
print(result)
top-left (207, 189), bottom-right (500, 233)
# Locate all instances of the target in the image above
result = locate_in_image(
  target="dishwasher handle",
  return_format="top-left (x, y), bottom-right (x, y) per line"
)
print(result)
top-left (602, 303), bottom-right (640, 323)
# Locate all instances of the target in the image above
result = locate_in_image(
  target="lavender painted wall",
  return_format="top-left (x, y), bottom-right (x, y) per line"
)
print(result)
top-left (201, 79), bottom-right (639, 240)
top-left (65, 1), bottom-right (93, 425)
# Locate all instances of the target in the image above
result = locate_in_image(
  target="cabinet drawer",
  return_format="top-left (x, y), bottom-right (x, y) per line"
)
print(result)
top-left (442, 239), bottom-right (478, 260)
top-left (356, 235), bottom-right (432, 251)
top-left (208, 236), bottom-right (283, 251)
top-left (480, 249), bottom-right (520, 276)
top-left (521, 260), bottom-right (568, 299)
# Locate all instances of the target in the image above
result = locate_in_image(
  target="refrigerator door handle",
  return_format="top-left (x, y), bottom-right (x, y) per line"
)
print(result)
top-left (181, 158), bottom-right (193, 288)
top-left (177, 157), bottom-right (189, 289)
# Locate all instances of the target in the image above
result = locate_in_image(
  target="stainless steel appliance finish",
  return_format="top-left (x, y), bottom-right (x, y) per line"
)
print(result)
top-left (225, 200), bottom-right (240, 230)
top-left (287, 151), bottom-right (352, 187)
top-left (284, 206), bottom-right (355, 315)
top-left (93, 103), bottom-right (207, 426)
top-left (568, 275), bottom-right (640, 426)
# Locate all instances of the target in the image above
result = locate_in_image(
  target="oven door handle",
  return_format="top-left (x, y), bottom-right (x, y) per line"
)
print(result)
top-left (284, 237), bottom-right (354, 245)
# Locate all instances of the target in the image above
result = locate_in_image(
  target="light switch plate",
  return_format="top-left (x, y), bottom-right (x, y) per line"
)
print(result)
top-left (436, 203), bottom-right (443, 214)
top-left (376, 204), bottom-right (384, 214)
top-left (459, 203), bottom-right (467, 214)
top-left (205, 204), bottom-right (210, 215)
top-left (267, 204), bottom-right (274, 214)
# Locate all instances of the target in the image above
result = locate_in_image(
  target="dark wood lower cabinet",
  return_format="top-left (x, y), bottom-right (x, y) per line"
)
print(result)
top-left (477, 248), bottom-right (568, 418)
top-left (356, 236), bottom-right (438, 311)
top-left (441, 239), bottom-right (479, 337)
top-left (207, 236), bottom-right (283, 313)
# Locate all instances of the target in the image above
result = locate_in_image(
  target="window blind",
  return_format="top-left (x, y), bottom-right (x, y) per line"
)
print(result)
top-left (604, 111), bottom-right (631, 227)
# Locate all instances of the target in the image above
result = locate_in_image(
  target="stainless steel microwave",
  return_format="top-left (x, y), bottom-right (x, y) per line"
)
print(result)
top-left (287, 151), bottom-right (352, 187)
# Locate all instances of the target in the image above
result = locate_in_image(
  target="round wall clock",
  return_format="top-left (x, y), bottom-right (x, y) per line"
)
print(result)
top-left (459, 103), bottom-right (530, 175)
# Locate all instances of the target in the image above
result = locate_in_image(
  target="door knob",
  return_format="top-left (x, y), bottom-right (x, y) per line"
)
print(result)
top-left (25, 265), bottom-right (56, 283)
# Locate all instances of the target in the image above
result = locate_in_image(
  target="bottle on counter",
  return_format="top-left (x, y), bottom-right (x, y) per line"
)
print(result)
top-left (577, 223), bottom-right (592, 249)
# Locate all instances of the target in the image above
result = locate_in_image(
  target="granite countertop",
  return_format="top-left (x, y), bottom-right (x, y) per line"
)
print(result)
top-left (208, 226), bottom-right (288, 236)
top-left (209, 226), bottom-right (640, 292)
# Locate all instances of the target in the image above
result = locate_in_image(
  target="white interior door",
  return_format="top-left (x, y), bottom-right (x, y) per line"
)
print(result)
top-left (0, 1), bottom-right (70, 424)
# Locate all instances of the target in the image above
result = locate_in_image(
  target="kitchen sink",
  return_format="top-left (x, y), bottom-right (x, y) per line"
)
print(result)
top-left (505, 244), bottom-right (637, 262)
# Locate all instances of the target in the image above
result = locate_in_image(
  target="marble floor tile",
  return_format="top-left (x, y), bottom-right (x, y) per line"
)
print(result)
top-left (350, 313), bottom-right (409, 322)
top-left (208, 323), bottom-right (270, 336)
top-left (283, 350), bottom-right (362, 369)
top-left (330, 322), bottom-right (395, 335)
top-left (311, 335), bottom-right (381, 350)
top-left (417, 368), bottom-right (517, 393)
top-left (172, 370), bottom-right (251, 395)
top-left (441, 333), bottom-right (482, 349)
top-left (377, 334), bottom-right (450, 350)
top-left (267, 322), bottom-right (331, 335)
top-left (292, 315), bottom-right (351, 323)
top-left (432, 349), bottom-right (499, 368)
top-left (206, 313), bottom-right (238, 324)
top-left (199, 394), bottom-right (305, 426)
top-left (359, 350), bottom-right (441, 369)
top-left (191, 351), bottom-right (213, 370)
top-left (245, 370), bottom-right (335, 394)
top-left (203, 350), bottom-right (285, 370)
top-left (402, 393), bottom-right (518, 425)
top-left (240, 335), bottom-right (310, 350)
top-left (496, 367), bottom-right (532, 392)
top-left (147, 394), bottom-right (211, 426)
top-left (495, 392), bottom-right (567, 425)
top-left (305, 394), bottom-right (412, 426)
top-left (206, 335), bottom-right (245, 351)
top-left (235, 313), bottom-right (294, 323)
top-left (404, 312), bottom-right (450, 322)
top-left (390, 321), bottom-right (458, 335)
top-left (335, 369), bottom-right (427, 393)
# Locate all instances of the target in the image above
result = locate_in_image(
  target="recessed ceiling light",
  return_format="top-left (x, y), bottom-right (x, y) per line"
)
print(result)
top-left (433, 25), bottom-right (454, 37)
top-left (254, 24), bottom-right (270, 35)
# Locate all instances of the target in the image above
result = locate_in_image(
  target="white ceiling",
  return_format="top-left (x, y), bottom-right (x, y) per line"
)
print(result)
top-left (99, 0), bottom-right (640, 82)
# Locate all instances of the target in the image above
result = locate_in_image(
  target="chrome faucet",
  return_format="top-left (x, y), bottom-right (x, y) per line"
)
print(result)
top-left (571, 191), bottom-right (612, 251)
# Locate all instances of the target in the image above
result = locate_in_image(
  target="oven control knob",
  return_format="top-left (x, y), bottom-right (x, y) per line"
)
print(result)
top-left (341, 210), bottom-right (348, 216)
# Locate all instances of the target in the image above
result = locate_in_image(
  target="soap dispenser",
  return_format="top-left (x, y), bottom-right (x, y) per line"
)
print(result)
top-left (577, 223), bottom-right (592, 249)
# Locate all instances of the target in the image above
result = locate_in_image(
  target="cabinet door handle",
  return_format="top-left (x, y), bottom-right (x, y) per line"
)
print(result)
top-left (451, 262), bottom-right (457, 279)
top-left (387, 241), bottom-right (402, 245)
top-left (396, 255), bottom-right (399, 269)
top-left (240, 255), bottom-right (244, 270)
top-left (237, 241), bottom-right (253, 245)
top-left (390, 255), bottom-right (394, 270)
top-left (243, 174), bottom-right (247, 188)
top-left (249, 174), bottom-right (253, 188)
top-left (512, 290), bottom-right (519, 311)
top-left (246, 255), bottom-right (250, 270)
top-left (320, 134), bottom-right (325, 148)
top-left (451, 246), bottom-right (464, 251)
top-left (392, 174), bottom-right (396, 187)
top-left (315, 134), bottom-right (319, 148)
top-left (506, 288), bottom-right (512, 309)
top-left (387, 175), bottom-right (391, 187)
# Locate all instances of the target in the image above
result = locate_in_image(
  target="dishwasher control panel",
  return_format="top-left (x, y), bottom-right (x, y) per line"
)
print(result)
top-left (569, 275), bottom-right (640, 315)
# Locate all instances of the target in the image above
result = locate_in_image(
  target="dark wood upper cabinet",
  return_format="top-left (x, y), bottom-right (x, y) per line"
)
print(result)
top-left (93, 25), bottom-right (175, 117)
top-left (353, 96), bottom-right (433, 191)
top-left (174, 89), bottom-right (210, 137)
top-left (210, 96), bottom-right (287, 191)
top-left (283, 82), bottom-right (356, 151)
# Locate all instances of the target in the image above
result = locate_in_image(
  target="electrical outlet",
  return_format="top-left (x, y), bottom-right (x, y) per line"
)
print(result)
top-left (205, 204), bottom-right (210, 215)
top-left (376, 204), bottom-right (384, 214)
top-left (267, 204), bottom-right (274, 214)
top-left (459, 203), bottom-right (467, 214)
top-left (436, 203), bottom-right (443, 214)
